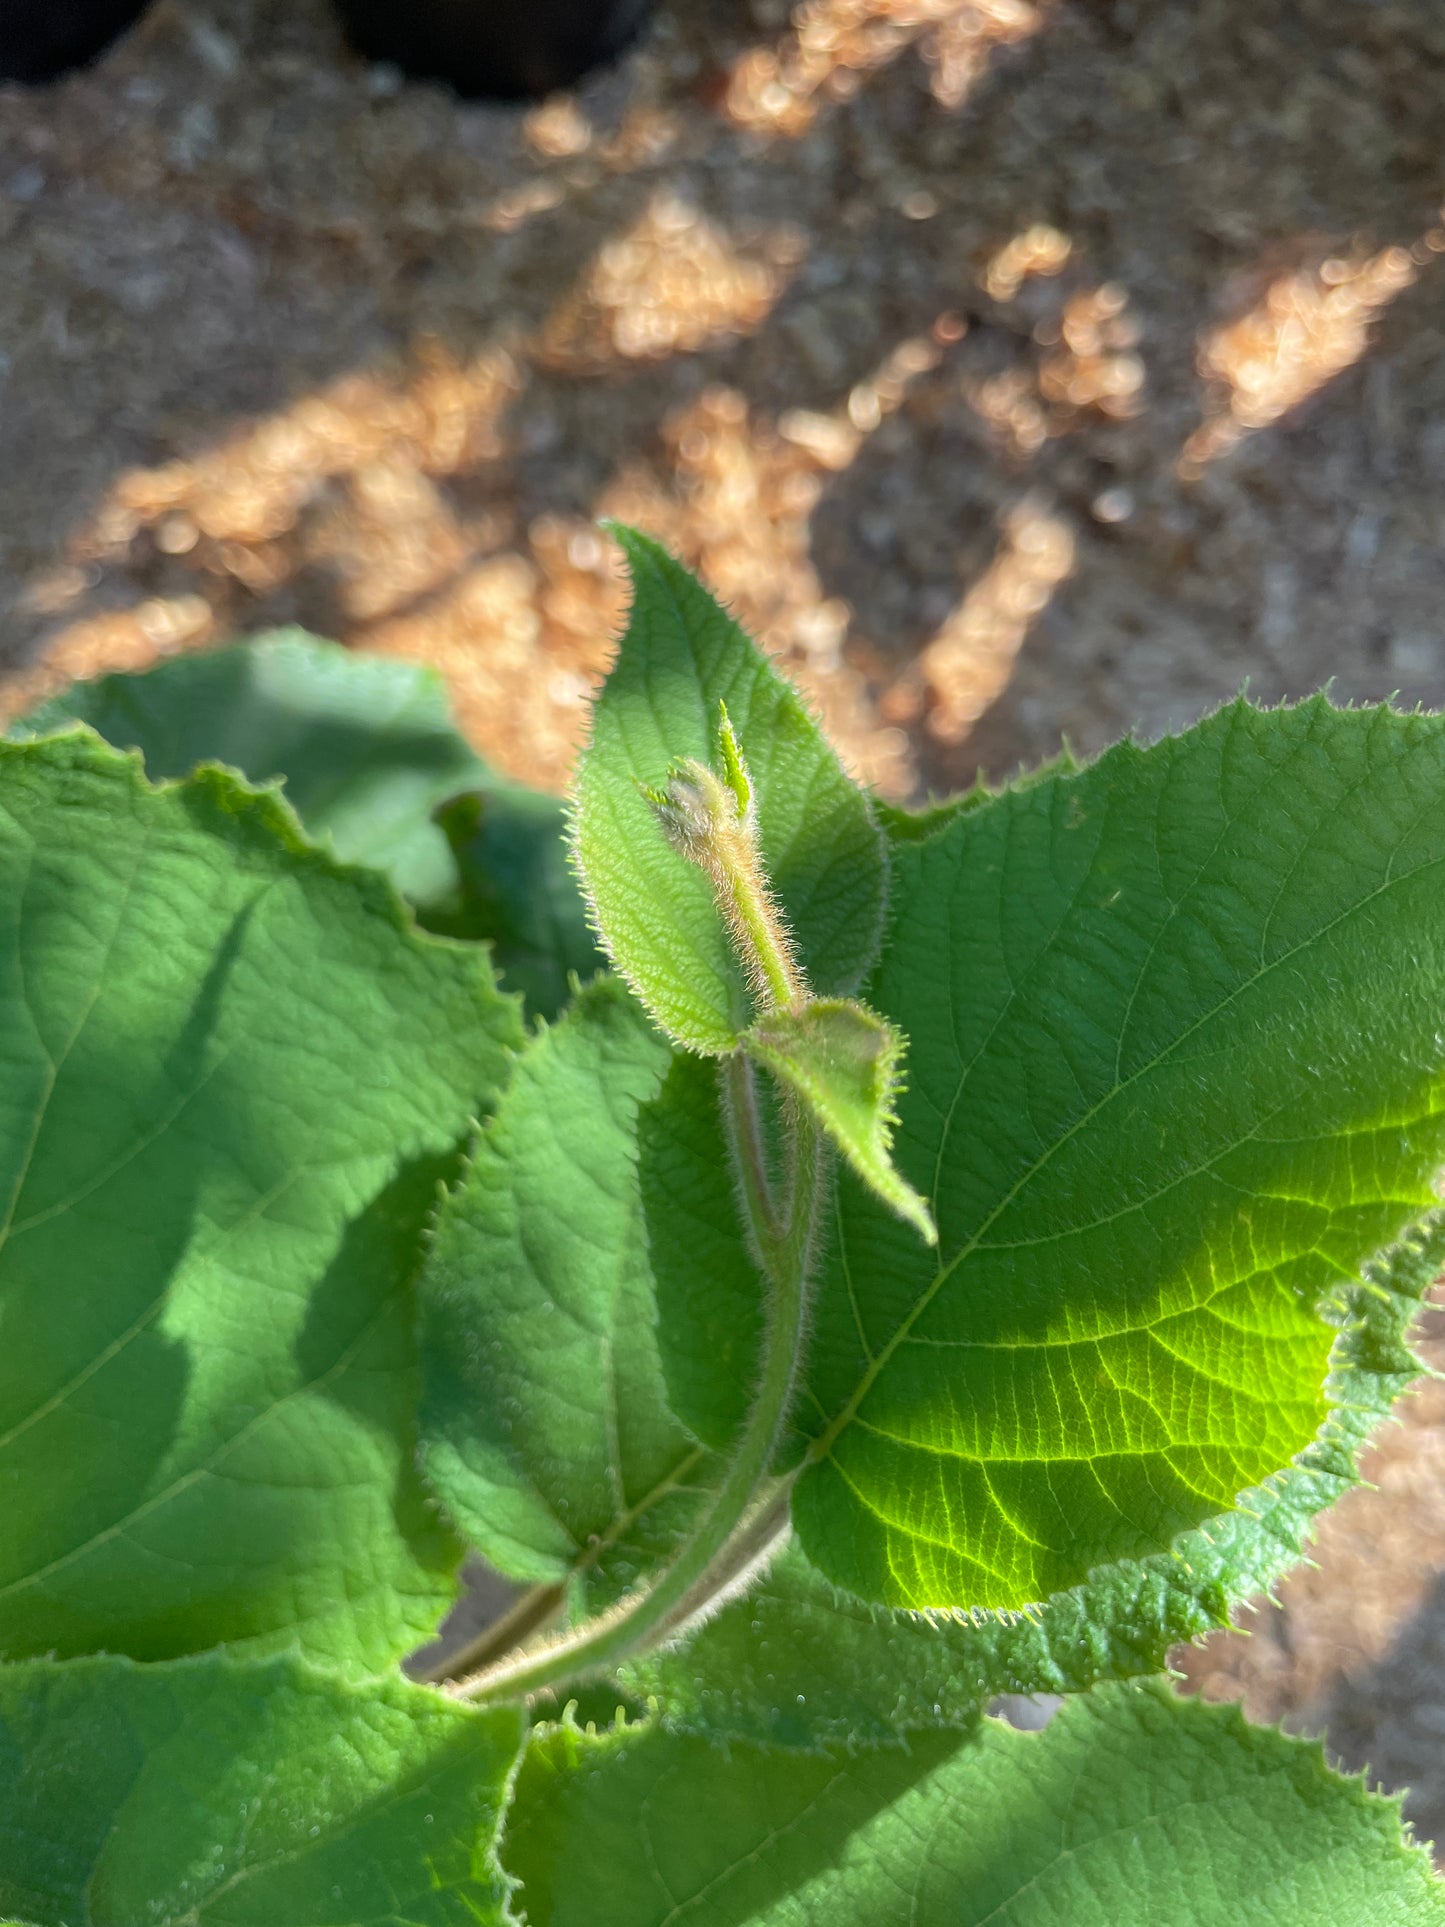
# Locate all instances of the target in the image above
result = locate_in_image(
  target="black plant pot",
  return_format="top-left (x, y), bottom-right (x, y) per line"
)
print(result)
top-left (0, 0), bottom-right (152, 83)
top-left (333, 0), bottom-right (654, 99)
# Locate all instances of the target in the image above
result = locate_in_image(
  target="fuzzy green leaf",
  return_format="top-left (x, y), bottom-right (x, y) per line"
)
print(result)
top-left (502, 1682), bottom-right (1442, 1926)
top-left (17, 633), bottom-right (601, 1020)
top-left (17, 632), bottom-right (486, 913)
top-left (626, 1214), bottom-right (1445, 1746)
top-left (0, 1653), bottom-right (523, 1927)
top-left (0, 734), bottom-right (520, 1669)
top-left (873, 750), bottom-right (1082, 850)
top-left (795, 700), bottom-right (1445, 1609)
top-left (418, 978), bottom-right (734, 1602)
top-left (873, 791), bottom-right (986, 845)
top-left (571, 527), bottom-right (886, 1054)
top-left (743, 999), bottom-right (935, 1244)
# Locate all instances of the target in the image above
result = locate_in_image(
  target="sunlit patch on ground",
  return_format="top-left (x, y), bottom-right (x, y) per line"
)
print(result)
top-left (979, 222), bottom-right (1071, 303)
top-left (1179, 241), bottom-right (1435, 477)
top-left (885, 496), bottom-right (1075, 743)
top-left (4, 227), bottom-right (1089, 798)
top-left (533, 191), bottom-right (800, 372)
top-left (724, 0), bottom-right (1046, 137)
top-left (484, 100), bottom-right (685, 234)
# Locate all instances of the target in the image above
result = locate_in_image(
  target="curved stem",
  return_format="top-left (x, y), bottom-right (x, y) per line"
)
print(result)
top-left (723, 1051), bottom-right (781, 1255)
top-left (451, 1095), bottom-right (823, 1707)
top-left (650, 1485), bottom-right (792, 1647)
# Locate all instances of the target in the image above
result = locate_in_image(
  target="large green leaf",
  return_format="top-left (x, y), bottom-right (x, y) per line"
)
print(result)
top-left (0, 734), bottom-right (520, 1669)
top-left (21, 633), bottom-right (603, 1021)
top-left (502, 1681), bottom-right (1442, 1925)
top-left (418, 978), bottom-right (731, 1602)
top-left (792, 700), bottom-right (1445, 1609)
top-left (873, 749), bottom-right (1084, 850)
top-left (627, 1214), bottom-right (1445, 1747)
top-left (0, 1652), bottom-right (523, 1926)
top-left (571, 527), bottom-right (887, 1053)
top-left (17, 633), bottom-right (486, 913)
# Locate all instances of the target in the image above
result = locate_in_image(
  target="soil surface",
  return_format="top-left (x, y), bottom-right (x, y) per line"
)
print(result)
top-left (4, 0), bottom-right (1445, 1850)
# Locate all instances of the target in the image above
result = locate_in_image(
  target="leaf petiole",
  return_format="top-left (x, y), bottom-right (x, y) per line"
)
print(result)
top-left (450, 1091), bottom-right (824, 1707)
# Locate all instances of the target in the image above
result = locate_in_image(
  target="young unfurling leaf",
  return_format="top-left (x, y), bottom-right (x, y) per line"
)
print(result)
top-left (640, 702), bottom-right (806, 1017)
top-left (743, 999), bottom-right (935, 1245)
top-left (570, 525), bottom-right (886, 1052)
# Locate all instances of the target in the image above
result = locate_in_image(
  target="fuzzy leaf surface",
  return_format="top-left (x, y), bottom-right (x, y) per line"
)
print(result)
top-left (418, 978), bottom-right (731, 1600)
top-left (502, 1682), bottom-right (1442, 1926)
top-left (18, 633), bottom-right (486, 912)
top-left (0, 1653), bottom-right (523, 1927)
top-left (628, 1215), bottom-right (1445, 1746)
top-left (0, 734), bottom-right (520, 1669)
top-left (571, 528), bottom-right (886, 1053)
top-left (743, 998), bottom-right (934, 1243)
top-left (793, 701), bottom-right (1445, 1608)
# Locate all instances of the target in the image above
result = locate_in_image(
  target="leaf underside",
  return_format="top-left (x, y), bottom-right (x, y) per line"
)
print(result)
top-left (16, 632), bottom-right (486, 912)
top-left (0, 734), bottom-right (520, 1671)
top-left (0, 1653), bottom-right (523, 1927)
top-left (16, 631), bottom-right (601, 1020)
top-left (418, 978), bottom-right (727, 1606)
top-left (792, 699), bottom-right (1445, 1609)
top-left (571, 527), bottom-right (887, 1053)
top-left (743, 997), bottom-right (934, 1244)
top-left (501, 1681), bottom-right (1443, 1927)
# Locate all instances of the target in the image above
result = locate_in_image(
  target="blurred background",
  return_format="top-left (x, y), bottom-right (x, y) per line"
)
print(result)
top-left (4, 0), bottom-right (1445, 1846)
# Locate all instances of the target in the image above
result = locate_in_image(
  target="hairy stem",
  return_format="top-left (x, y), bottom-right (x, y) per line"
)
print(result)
top-left (450, 1094), bottom-right (823, 1707)
top-left (723, 1051), bottom-right (782, 1254)
top-left (649, 1486), bottom-right (792, 1646)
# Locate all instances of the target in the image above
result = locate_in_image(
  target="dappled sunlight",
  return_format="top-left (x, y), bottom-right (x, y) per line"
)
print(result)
top-left (0, 594), bottom-right (221, 722)
top-left (1, 341), bottom-right (523, 717)
top-left (980, 222), bottom-right (1072, 302)
top-left (892, 497), bottom-right (1075, 744)
top-left (0, 0), bottom-right (1086, 792)
top-left (358, 532), bottom-right (619, 792)
top-left (359, 326), bottom-right (960, 795)
top-left (100, 347), bottom-right (522, 548)
top-left (964, 260), bottom-right (1144, 461)
top-left (10, 0), bottom-right (1445, 817)
top-left (1, 284), bottom-right (998, 796)
top-left (533, 191), bottom-right (801, 372)
top-left (1037, 284), bottom-right (1145, 422)
top-left (1179, 240), bottom-right (1438, 476)
top-left (725, 0), bottom-right (1046, 137)
top-left (0, 174), bottom-right (1122, 793)
top-left (483, 102), bottom-right (684, 233)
